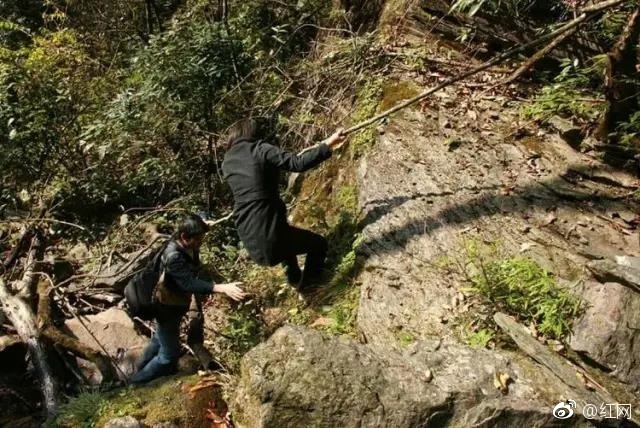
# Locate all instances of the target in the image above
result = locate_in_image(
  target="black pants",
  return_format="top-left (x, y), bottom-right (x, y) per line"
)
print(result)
top-left (282, 225), bottom-right (328, 286)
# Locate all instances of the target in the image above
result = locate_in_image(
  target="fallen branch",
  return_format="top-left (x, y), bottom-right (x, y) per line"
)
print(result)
top-left (13, 234), bottom-right (43, 299)
top-left (0, 217), bottom-right (89, 232)
top-left (503, 27), bottom-right (579, 84)
top-left (57, 234), bottom-right (169, 291)
top-left (0, 278), bottom-right (58, 415)
top-left (1, 226), bottom-right (33, 272)
top-left (493, 312), bottom-right (615, 411)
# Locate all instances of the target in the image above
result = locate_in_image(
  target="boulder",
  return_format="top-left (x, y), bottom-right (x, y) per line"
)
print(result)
top-left (233, 325), bottom-right (451, 428)
top-left (570, 281), bottom-right (640, 390)
top-left (104, 416), bottom-right (142, 428)
top-left (64, 307), bottom-right (147, 382)
top-left (587, 259), bottom-right (640, 293)
top-left (233, 326), bottom-right (597, 428)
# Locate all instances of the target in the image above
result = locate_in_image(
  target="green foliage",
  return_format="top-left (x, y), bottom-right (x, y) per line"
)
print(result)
top-left (521, 57), bottom-right (606, 124)
top-left (396, 330), bottom-right (415, 347)
top-left (0, 28), bottom-right (107, 188)
top-left (617, 111), bottom-right (640, 147)
top-left (53, 390), bottom-right (106, 427)
top-left (450, 0), bottom-right (566, 18)
top-left (222, 305), bottom-right (263, 353)
top-left (231, 0), bottom-right (332, 63)
top-left (450, 0), bottom-right (491, 17)
top-left (467, 254), bottom-right (583, 340)
top-left (1, 0), bottom-right (338, 218)
top-left (467, 328), bottom-right (494, 348)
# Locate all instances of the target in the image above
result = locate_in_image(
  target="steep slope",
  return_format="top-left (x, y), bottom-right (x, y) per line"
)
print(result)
top-left (232, 2), bottom-right (640, 426)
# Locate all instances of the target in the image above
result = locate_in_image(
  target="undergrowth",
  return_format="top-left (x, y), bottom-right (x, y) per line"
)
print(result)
top-left (349, 78), bottom-right (383, 157)
top-left (447, 240), bottom-right (584, 346)
top-left (521, 57), bottom-right (606, 125)
top-left (49, 374), bottom-right (206, 427)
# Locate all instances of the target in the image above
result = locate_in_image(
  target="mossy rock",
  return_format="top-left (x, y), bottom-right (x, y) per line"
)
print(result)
top-left (53, 374), bottom-right (227, 428)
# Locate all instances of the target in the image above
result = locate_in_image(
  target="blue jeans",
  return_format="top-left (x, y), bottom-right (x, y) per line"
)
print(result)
top-left (131, 306), bottom-right (185, 384)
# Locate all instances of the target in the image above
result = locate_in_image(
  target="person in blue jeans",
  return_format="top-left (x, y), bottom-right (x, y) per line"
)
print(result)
top-left (131, 214), bottom-right (246, 384)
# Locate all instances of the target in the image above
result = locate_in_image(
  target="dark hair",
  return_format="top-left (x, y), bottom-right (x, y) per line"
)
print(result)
top-left (227, 118), bottom-right (259, 147)
top-left (175, 214), bottom-right (209, 239)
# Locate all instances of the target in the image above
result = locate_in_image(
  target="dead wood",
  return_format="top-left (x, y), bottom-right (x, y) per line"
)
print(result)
top-left (0, 278), bottom-right (59, 415)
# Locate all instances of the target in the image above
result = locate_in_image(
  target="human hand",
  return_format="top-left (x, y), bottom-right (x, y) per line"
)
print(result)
top-left (324, 128), bottom-right (347, 151)
top-left (215, 281), bottom-right (247, 301)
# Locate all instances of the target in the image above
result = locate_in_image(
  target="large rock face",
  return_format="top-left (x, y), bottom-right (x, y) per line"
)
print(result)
top-left (233, 326), bottom-right (602, 428)
top-left (233, 77), bottom-right (640, 428)
top-left (571, 279), bottom-right (640, 391)
top-left (356, 102), bottom-right (639, 348)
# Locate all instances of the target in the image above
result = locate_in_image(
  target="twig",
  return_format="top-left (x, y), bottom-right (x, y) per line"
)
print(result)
top-left (55, 234), bottom-right (168, 290)
top-left (1, 218), bottom-right (88, 232)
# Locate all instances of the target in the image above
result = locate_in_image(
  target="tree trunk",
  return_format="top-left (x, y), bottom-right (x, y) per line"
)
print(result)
top-left (596, 6), bottom-right (640, 142)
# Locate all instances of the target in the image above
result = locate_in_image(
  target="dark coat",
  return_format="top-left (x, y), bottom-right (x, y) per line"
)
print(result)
top-left (222, 139), bottom-right (332, 266)
top-left (156, 239), bottom-right (213, 309)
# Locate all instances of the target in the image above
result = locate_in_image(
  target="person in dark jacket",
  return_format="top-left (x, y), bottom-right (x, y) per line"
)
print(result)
top-left (131, 214), bottom-right (246, 384)
top-left (222, 118), bottom-right (346, 289)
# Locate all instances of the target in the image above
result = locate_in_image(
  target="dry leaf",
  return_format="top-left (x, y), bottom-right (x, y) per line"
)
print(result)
top-left (310, 317), bottom-right (331, 328)
top-left (493, 371), bottom-right (511, 394)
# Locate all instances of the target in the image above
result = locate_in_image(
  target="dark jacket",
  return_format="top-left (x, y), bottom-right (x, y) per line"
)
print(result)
top-left (222, 139), bottom-right (332, 266)
top-left (155, 239), bottom-right (213, 309)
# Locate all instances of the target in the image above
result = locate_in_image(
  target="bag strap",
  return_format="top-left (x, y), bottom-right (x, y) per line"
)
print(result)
top-left (151, 240), bottom-right (170, 304)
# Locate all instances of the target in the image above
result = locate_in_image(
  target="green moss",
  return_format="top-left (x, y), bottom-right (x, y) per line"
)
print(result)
top-left (396, 330), bottom-right (415, 347)
top-left (350, 78), bottom-right (383, 157)
top-left (51, 374), bottom-right (208, 428)
top-left (53, 390), bottom-right (106, 427)
top-left (323, 285), bottom-right (360, 336)
top-left (379, 80), bottom-right (420, 112)
top-left (288, 306), bottom-right (313, 325)
top-left (333, 184), bottom-right (358, 214)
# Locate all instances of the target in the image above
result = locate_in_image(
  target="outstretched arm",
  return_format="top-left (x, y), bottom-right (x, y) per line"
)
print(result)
top-left (165, 254), bottom-right (246, 301)
top-left (255, 129), bottom-right (346, 172)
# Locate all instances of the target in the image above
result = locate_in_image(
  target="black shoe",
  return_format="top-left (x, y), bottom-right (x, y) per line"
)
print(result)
top-left (285, 265), bottom-right (302, 286)
top-left (298, 268), bottom-right (329, 293)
